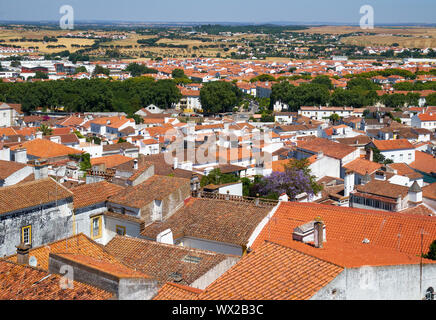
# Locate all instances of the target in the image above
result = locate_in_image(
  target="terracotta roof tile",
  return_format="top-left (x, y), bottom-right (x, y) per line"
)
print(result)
top-left (372, 139), bottom-right (414, 151)
top-left (297, 137), bottom-right (357, 160)
top-left (91, 154), bottom-right (132, 169)
top-left (6, 233), bottom-right (120, 271)
top-left (153, 282), bottom-right (202, 300)
top-left (423, 183), bottom-right (436, 201)
top-left (252, 202), bottom-right (436, 263)
top-left (0, 178), bottom-right (73, 215)
top-left (410, 151), bottom-right (436, 175)
top-left (141, 198), bottom-right (273, 246)
top-left (198, 241), bottom-right (344, 300)
top-left (9, 138), bottom-right (83, 159)
top-left (343, 158), bottom-right (382, 176)
top-left (0, 260), bottom-right (112, 300)
top-left (105, 236), bottom-right (234, 287)
top-left (108, 175), bottom-right (190, 209)
top-left (0, 160), bottom-right (28, 180)
top-left (70, 181), bottom-right (124, 209)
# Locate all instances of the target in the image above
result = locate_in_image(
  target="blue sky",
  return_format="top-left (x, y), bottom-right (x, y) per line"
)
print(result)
top-left (0, 0), bottom-right (435, 24)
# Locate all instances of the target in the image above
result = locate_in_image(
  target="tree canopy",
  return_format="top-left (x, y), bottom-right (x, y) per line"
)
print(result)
top-left (0, 77), bottom-right (181, 114)
top-left (199, 81), bottom-right (243, 114)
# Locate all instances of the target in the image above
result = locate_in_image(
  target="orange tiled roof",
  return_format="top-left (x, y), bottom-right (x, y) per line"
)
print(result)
top-left (297, 137), bottom-right (357, 160)
top-left (0, 178), bottom-right (73, 215)
top-left (10, 138), bottom-right (83, 158)
top-left (153, 282), bottom-right (202, 300)
top-left (252, 202), bottom-right (436, 264)
top-left (423, 182), bottom-right (436, 201)
top-left (198, 241), bottom-right (344, 300)
top-left (5, 233), bottom-right (120, 271)
top-left (0, 260), bottom-right (112, 300)
top-left (70, 181), bottom-right (124, 209)
top-left (410, 151), bottom-right (436, 174)
top-left (53, 252), bottom-right (150, 279)
top-left (90, 154), bottom-right (132, 169)
top-left (372, 139), bottom-right (414, 151)
top-left (342, 158), bottom-right (382, 176)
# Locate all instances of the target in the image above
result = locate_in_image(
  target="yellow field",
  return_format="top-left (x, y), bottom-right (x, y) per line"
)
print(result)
top-left (103, 32), bottom-right (241, 59)
top-left (0, 28), bottom-right (97, 53)
top-left (306, 26), bottom-right (436, 48)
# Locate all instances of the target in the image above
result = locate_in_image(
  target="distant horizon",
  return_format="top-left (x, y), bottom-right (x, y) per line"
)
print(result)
top-left (1, 20), bottom-right (436, 27)
top-left (1, 0), bottom-right (435, 25)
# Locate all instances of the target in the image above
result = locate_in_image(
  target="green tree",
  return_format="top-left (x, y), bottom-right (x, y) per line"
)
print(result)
top-left (33, 71), bottom-right (48, 79)
top-left (74, 66), bottom-right (87, 74)
top-left (200, 168), bottom-right (239, 187)
top-left (311, 75), bottom-right (333, 90)
top-left (172, 68), bottom-right (186, 79)
top-left (347, 78), bottom-right (380, 91)
top-left (37, 124), bottom-right (52, 136)
top-left (371, 146), bottom-right (393, 165)
top-left (329, 113), bottom-right (340, 124)
top-left (93, 65), bottom-right (110, 77)
top-left (125, 63), bottom-right (158, 77)
top-left (200, 81), bottom-right (242, 114)
top-left (250, 74), bottom-right (276, 83)
top-left (79, 153), bottom-right (91, 171)
top-left (117, 137), bottom-right (127, 143)
top-left (423, 240), bottom-right (436, 260)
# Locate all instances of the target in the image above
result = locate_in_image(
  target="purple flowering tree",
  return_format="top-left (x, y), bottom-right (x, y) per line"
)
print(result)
top-left (258, 168), bottom-right (314, 200)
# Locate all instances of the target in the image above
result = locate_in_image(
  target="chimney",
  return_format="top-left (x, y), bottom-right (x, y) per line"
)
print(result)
top-left (314, 218), bottom-right (324, 248)
top-left (344, 170), bottom-right (355, 197)
top-left (408, 181), bottom-right (422, 204)
top-left (16, 243), bottom-right (30, 265)
top-left (374, 170), bottom-right (386, 181)
top-left (173, 157), bottom-right (178, 169)
top-left (33, 158), bottom-right (49, 180)
top-left (278, 193), bottom-right (289, 202)
top-left (254, 193), bottom-right (260, 206)
top-left (225, 190), bottom-right (230, 200)
top-left (133, 158), bottom-right (138, 170)
top-left (361, 172), bottom-right (371, 185)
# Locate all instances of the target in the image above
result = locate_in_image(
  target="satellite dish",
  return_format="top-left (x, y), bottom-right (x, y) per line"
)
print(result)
top-left (29, 256), bottom-right (38, 267)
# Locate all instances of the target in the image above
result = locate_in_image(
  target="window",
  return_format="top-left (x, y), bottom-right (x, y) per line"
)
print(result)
top-left (21, 225), bottom-right (31, 245)
top-left (182, 255), bottom-right (203, 264)
top-left (90, 216), bottom-right (102, 239)
top-left (116, 225), bottom-right (126, 236)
